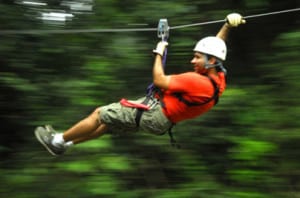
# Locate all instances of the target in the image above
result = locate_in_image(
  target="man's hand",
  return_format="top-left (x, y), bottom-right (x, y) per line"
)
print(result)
top-left (153, 41), bottom-right (168, 56)
top-left (226, 13), bottom-right (246, 27)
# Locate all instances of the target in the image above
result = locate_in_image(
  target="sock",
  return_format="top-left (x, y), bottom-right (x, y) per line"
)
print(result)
top-left (64, 141), bottom-right (74, 148)
top-left (52, 133), bottom-right (65, 147)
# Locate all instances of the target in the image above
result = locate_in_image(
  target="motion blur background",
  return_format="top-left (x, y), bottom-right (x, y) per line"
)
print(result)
top-left (0, 0), bottom-right (299, 197)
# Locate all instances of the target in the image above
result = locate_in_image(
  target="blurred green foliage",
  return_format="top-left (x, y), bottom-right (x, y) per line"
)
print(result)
top-left (0, 0), bottom-right (299, 197)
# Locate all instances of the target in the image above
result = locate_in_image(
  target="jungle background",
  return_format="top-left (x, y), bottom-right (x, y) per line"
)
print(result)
top-left (0, 0), bottom-right (299, 197)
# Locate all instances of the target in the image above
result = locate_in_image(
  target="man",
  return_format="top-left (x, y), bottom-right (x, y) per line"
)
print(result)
top-left (35, 13), bottom-right (245, 156)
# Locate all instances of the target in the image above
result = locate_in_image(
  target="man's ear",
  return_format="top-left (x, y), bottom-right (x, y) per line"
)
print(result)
top-left (208, 56), bottom-right (217, 64)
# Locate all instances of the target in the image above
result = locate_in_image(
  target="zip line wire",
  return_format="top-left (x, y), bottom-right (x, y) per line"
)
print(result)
top-left (0, 7), bottom-right (299, 35)
top-left (170, 7), bottom-right (300, 29)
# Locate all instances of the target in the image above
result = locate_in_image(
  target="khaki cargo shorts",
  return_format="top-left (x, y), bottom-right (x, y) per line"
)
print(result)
top-left (99, 97), bottom-right (172, 135)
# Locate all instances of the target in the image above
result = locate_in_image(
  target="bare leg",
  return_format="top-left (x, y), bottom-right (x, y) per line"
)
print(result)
top-left (62, 107), bottom-right (103, 142)
top-left (72, 124), bottom-right (108, 144)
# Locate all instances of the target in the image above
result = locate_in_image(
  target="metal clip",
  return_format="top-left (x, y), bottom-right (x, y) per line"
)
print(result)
top-left (157, 19), bottom-right (169, 41)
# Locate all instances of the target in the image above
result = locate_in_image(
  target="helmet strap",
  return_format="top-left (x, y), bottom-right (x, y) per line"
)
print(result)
top-left (204, 54), bottom-right (227, 75)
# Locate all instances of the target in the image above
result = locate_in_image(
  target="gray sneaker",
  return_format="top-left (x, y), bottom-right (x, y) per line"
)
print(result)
top-left (35, 126), bottom-right (66, 156)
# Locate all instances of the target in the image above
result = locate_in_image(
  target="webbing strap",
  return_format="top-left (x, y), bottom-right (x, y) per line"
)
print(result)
top-left (135, 97), bottom-right (151, 127)
top-left (168, 125), bottom-right (180, 149)
top-left (165, 76), bottom-right (219, 149)
top-left (147, 19), bottom-right (169, 96)
top-left (146, 48), bottom-right (168, 96)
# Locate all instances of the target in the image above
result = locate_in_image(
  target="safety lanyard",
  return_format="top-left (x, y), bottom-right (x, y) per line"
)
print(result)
top-left (146, 19), bottom-right (169, 96)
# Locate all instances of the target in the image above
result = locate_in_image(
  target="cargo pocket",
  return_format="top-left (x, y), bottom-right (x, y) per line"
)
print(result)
top-left (140, 106), bottom-right (172, 135)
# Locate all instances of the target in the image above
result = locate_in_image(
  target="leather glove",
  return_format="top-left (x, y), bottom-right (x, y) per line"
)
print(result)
top-left (226, 13), bottom-right (246, 27)
top-left (153, 41), bottom-right (168, 56)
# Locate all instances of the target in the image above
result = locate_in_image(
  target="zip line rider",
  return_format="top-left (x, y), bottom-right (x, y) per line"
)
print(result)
top-left (35, 13), bottom-right (246, 156)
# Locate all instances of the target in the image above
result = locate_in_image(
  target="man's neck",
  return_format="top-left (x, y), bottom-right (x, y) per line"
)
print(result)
top-left (206, 68), bottom-right (218, 76)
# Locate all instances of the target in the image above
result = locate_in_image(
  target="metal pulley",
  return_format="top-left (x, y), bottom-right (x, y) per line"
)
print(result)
top-left (157, 19), bottom-right (169, 41)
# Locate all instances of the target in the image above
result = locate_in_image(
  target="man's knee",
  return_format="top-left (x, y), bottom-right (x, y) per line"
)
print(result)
top-left (90, 107), bottom-right (102, 124)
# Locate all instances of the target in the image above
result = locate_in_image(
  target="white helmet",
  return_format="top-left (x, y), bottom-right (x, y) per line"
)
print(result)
top-left (193, 36), bottom-right (227, 61)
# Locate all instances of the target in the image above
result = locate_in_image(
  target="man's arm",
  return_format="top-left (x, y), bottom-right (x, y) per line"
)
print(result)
top-left (152, 41), bottom-right (170, 90)
top-left (151, 13), bottom-right (245, 89)
top-left (217, 13), bottom-right (246, 41)
top-left (216, 23), bottom-right (231, 41)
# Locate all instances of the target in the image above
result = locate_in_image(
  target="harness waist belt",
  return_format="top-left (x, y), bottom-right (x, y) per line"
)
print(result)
top-left (120, 98), bottom-right (150, 110)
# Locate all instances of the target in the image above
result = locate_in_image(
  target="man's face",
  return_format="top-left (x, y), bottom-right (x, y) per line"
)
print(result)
top-left (190, 52), bottom-right (207, 74)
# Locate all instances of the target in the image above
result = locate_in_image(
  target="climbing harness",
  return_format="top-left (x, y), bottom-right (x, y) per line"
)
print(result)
top-left (130, 18), bottom-right (221, 148)
top-left (135, 18), bottom-right (169, 115)
top-left (134, 19), bottom-right (182, 148)
top-left (114, 19), bottom-right (176, 147)
top-left (160, 75), bottom-right (220, 149)
top-left (0, 8), bottom-right (299, 35)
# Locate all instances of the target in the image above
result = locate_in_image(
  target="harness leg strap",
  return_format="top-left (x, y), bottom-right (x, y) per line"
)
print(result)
top-left (168, 125), bottom-right (181, 148)
top-left (135, 97), bottom-right (151, 127)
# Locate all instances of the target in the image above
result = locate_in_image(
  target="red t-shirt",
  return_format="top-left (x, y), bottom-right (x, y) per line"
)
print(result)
top-left (161, 72), bottom-right (226, 123)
